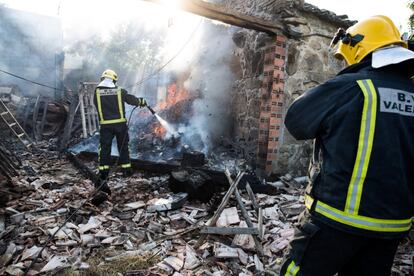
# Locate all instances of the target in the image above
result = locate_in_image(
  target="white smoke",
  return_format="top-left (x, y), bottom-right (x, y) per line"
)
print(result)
top-left (167, 22), bottom-right (236, 153)
top-left (0, 5), bottom-right (63, 97)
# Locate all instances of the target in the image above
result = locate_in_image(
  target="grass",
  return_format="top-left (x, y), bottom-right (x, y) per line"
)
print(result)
top-left (64, 254), bottom-right (159, 276)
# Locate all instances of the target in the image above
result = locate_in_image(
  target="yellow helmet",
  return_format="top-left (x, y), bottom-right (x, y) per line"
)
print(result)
top-left (332, 15), bottom-right (407, 65)
top-left (101, 69), bottom-right (118, 81)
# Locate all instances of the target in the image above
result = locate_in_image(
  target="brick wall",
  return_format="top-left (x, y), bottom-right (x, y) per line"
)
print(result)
top-left (257, 35), bottom-right (287, 173)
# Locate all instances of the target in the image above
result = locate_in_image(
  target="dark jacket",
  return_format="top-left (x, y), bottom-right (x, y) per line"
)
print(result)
top-left (285, 60), bottom-right (414, 238)
top-left (93, 86), bottom-right (141, 125)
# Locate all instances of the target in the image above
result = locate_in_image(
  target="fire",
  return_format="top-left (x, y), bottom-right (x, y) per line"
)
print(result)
top-left (156, 82), bottom-right (190, 110)
top-left (152, 75), bottom-right (191, 139)
top-left (153, 124), bottom-right (167, 137)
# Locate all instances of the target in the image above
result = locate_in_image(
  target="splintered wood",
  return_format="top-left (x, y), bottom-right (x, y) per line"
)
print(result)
top-left (1, 140), bottom-right (412, 275)
top-left (196, 171), bottom-right (264, 257)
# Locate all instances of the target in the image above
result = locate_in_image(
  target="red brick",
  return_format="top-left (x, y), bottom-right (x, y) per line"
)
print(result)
top-left (274, 59), bottom-right (285, 66)
top-left (275, 47), bottom-right (286, 55)
top-left (276, 35), bottom-right (286, 43)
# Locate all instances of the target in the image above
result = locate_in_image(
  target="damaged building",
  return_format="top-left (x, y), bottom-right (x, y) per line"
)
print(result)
top-left (0, 0), bottom-right (413, 275)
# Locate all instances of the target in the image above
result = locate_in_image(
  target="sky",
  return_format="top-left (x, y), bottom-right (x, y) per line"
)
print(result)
top-left (0, 0), bottom-right (412, 36)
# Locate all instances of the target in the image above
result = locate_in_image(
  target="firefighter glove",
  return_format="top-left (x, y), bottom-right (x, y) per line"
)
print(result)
top-left (137, 98), bottom-right (147, 107)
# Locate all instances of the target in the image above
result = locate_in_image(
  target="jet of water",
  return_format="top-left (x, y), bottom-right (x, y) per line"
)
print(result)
top-left (155, 114), bottom-right (179, 138)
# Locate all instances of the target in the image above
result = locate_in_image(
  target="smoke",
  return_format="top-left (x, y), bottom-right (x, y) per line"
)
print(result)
top-left (0, 1), bottom-right (239, 159)
top-left (0, 5), bottom-right (63, 97)
top-left (166, 22), bottom-right (236, 153)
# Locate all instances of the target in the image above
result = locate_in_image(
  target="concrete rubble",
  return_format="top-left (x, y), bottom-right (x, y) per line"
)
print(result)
top-left (0, 140), bottom-right (413, 275)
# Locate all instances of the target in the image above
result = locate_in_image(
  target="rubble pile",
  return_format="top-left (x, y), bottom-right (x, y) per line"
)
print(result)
top-left (0, 141), bottom-right (413, 275)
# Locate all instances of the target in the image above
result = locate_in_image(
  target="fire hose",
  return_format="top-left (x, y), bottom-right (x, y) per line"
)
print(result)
top-left (147, 105), bottom-right (156, 115)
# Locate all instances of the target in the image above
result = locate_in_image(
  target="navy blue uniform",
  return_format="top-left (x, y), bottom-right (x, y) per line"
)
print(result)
top-left (93, 86), bottom-right (144, 177)
top-left (281, 60), bottom-right (414, 275)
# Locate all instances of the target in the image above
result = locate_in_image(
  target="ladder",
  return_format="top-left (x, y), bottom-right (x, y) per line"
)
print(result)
top-left (0, 99), bottom-right (33, 149)
top-left (79, 82), bottom-right (99, 138)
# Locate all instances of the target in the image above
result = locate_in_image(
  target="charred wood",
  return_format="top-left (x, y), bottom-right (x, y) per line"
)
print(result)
top-left (169, 169), bottom-right (217, 202)
top-left (181, 151), bottom-right (205, 167)
top-left (66, 151), bottom-right (99, 184)
top-left (0, 142), bottom-right (21, 180)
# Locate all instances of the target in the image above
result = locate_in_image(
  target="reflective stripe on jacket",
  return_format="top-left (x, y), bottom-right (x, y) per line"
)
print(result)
top-left (285, 60), bottom-right (414, 238)
top-left (96, 87), bottom-right (126, 124)
top-left (94, 86), bottom-right (141, 125)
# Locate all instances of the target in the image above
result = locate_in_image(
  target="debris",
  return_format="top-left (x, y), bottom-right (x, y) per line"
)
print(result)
top-left (232, 221), bottom-right (255, 250)
top-left (0, 243), bottom-right (16, 267)
top-left (78, 216), bottom-right (102, 233)
top-left (181, 151), bottom-right (205, 167)
top-left (214, 243), bottom-right (239, 259)
top-left (40, 255), bottom-right (69, 273)
top-left (91, 191), bottom-right (109, 206)
top-left (21, 245), bottom-right (41, 261)
top-left (147, 193), bottom-right (188, 212)
top-left (1, 139), bottom-right (410, 275)
top-left (169, 169), bottom-right (216, 202)
top-left (216, 207), bottom-right (240, 227)
top-left (163, 256), bottom-right (184, 271)
top-left (184, 244), bottom-right (201, 269)
top-left (254, 254), bottom-right (264, 272)
top-left (124, 201), bottom-right (145, 210)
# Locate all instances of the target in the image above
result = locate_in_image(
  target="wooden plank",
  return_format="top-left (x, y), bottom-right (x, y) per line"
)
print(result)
top-left (258, 207), bottom-right (263, 240)
top-left (59, 96), bottom-right (79, 150)
top-left (201, 226), bottom-right (259, 235)
top-left (194, 171), bottom-right (244, 248)
top-left (207, 170), bottom-right (244, 227)
top-left (39, 98), bottom-right (49, 139)
top-left (141, 0), bottom-right (284, 35)
top-left (246, 182), bottom-right (259, 215)
top-left (66, 152), bottom-right (99, 184)
top-left (234, 187), bottom-right (263, 256)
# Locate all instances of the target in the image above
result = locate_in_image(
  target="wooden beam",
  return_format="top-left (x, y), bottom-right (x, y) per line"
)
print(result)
top-left (246, 182), bottom-right (259, 215)
top-left (141, 0), bottom-right (285, 35)
top-left (234, 187), bottom-right (264, 255)
top-left (200, 226), bottom-right (259, 235)
top-left (194, 171), bottom-right (244, 248)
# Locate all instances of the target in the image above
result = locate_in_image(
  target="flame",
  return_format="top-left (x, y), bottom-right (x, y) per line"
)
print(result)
top-left (152, 78), bottom-right (190, 138)
top-left (156, 82), bottom-right (189, 110)
top-left (153, 125), bottom-right (167, 137)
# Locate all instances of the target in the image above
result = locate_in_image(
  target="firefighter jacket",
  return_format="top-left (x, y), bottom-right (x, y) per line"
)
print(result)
top-left (285, 60), bottom-right (414, 238)
top-left (93, 85), bottom-right (144, 125)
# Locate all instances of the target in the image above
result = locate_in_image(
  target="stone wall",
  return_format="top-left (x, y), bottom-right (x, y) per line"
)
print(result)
top-left (231, 30), bottom-right (271, 166)
top-left (215, 0), bottom-right (356, 175)
top-left (274, 10), bottom-right (346, 175)
top-left (218, 0), bottom-right (304, 21)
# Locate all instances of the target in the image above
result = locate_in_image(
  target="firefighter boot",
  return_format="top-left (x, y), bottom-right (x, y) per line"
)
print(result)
top-left (97, 169), bottom-right (111, 195)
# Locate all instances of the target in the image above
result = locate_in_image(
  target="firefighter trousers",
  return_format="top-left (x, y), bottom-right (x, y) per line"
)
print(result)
top-left (280, 214), bottom-right (403, 276)
top-left (99, 123), bottom-right (131, 178)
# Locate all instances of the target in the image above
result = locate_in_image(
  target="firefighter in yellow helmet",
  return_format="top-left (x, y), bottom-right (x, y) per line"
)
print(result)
top-left (93, 69), bottom-right (147, 195)
top-left (281, 16), bottom-right (414, 275)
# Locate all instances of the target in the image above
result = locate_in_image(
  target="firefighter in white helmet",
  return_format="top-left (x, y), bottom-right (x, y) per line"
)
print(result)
top-left (93, 69), bottom-right (147, 195)
top-left (281, 16), bottom-right (414, 275)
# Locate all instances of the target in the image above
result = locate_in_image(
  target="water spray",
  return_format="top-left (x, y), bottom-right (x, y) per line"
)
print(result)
top-left (146, 105), bottom-right (179, 137)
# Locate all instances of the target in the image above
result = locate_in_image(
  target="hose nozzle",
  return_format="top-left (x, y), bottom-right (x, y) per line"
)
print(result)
top-left (147, 105), bottom-right (156, 115)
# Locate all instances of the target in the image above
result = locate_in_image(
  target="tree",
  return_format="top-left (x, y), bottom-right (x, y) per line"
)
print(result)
top-left (66, 22), bottom-right (166, 92)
